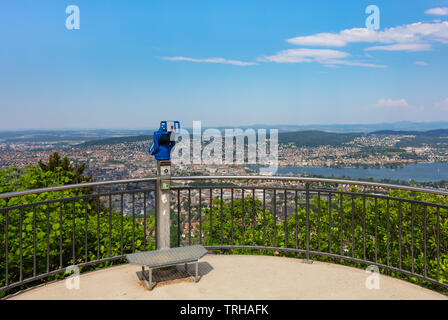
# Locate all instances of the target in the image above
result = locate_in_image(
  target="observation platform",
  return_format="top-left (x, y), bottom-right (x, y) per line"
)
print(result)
top-left (7, 254), bottom-right (446, 300)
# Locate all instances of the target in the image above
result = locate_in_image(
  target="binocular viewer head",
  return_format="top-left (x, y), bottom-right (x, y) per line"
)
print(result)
top-left (149, 120), bottom-right (181, 160)
top-left (160, 121), bottom-right (180, 134)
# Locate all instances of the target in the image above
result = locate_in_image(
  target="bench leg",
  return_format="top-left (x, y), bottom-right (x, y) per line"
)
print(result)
top-left (195, 261), bottom-right (199, 282)
top-left (142, 266), bottom-right (153, 291)
top-left (184, 261), bottom-right (199, 283)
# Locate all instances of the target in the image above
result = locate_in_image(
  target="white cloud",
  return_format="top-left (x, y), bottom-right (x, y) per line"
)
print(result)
top-left (414, 61), bottom-right (429, 66)
top-left (258, 48), bottom-right (386, 68)
top-left (374, 98), bottom-right (410, 108)
top-left (322, 60), bottom-right (386, 68)
top-left (286, 21), bottom-right (448, 50)
top-left (258, 48), bottom-right (348, 63)
top-left (162, 56), bottom-right (256, 66)
top-left (425, 8), bottom-right (448, 16)
top-left (164, 16), bottom-right (448, 69)
top-left (435, 98), bottom-right (448, 110)
top-left (365, 43), bottom-right (432, 52)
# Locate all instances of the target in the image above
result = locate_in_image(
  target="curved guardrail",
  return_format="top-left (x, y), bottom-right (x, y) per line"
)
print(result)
top-left (1, 175), bottom-right (447, 199)
top-left (1, 175), bottom-right (447, 296)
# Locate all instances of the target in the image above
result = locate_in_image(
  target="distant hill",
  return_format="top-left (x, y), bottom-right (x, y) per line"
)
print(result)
top-left (279, 131), bottom-right (362, 146)
top-left (212, 121), bottom-right (448, 133)
top-left (73, 128), bottom-right (448, 148)
top-left (0, 129), bottom-right (154, 143)
top-left (369, 129), bottom-right (448, 148)
top-left (371, 129), bottom-right (448, 137)
top-left (75, 131), bottom-right (361, 148)
top-left (2, 122), bottom-right (448, 141)
top-left (77, 135), bottom-right (153, 147)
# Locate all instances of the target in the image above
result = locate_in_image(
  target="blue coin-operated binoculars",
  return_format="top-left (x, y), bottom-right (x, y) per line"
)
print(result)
top-left (149, 121), bottom-right (180, 250)
top-left (149, 121), bottom-right (181, 160)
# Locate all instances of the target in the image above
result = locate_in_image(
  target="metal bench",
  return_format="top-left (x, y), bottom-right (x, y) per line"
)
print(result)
top-left (126, 245), bottom-right (208, 290)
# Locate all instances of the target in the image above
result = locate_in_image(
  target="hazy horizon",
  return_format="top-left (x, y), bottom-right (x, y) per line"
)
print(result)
top-left (1, 120), bottom-right (448, 133)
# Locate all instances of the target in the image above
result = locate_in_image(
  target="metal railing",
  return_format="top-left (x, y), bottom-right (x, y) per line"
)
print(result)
top-left (1, 175), bottom-right (447, 295)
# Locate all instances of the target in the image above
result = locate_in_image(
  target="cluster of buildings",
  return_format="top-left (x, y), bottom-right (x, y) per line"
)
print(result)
top-left (280, 135), bottom-right (448, 168)
top-left (0, 134), bottom-right (447, 183)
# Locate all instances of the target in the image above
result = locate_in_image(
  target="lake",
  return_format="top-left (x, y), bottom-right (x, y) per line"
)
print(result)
top-left (249, 162), bottom-right (448, 182)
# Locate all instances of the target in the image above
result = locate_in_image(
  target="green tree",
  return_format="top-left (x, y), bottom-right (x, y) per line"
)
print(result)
top-left (38, 152), bottom-right (92, 185)
top-left (0, 154), bottom-right (155, 297)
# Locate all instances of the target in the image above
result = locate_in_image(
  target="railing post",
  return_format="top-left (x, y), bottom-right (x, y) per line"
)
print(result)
top-left (156, 160), bottom-right (171, 249)
top-left (303, 183), bottom-right (313, 264)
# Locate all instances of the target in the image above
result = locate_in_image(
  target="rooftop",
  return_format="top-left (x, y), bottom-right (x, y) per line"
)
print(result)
top-left (7, 254), bottom-right (446, 300)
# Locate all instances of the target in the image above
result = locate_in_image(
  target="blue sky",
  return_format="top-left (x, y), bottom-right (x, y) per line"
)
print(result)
top-left (1, 0), bottom-right (448, 129)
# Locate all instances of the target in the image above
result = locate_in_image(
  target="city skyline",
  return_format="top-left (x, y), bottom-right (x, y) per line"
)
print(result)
top-left (1, 0), bottom-right (448, 129)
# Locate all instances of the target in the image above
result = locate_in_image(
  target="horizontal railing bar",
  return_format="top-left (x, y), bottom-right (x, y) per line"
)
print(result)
top-left (173, 176), bottom-right (448, 196)
top-left (0, 178), bottom-right (157, 200)
top-left (0, 188), bottom-right (155, 211)
top-left (1, 175), bottom-right (447, 200)
top-left (4, 185), bottom-right (444, 212)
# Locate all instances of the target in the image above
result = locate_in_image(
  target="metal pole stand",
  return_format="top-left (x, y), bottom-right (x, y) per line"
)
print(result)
top-left (154, 160), bottom-right (179, 283)
top-left (156, 160), bottom-right (171, 250)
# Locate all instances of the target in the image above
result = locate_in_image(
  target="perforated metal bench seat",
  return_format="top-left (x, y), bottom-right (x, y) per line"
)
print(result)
top-left (126, 245), bottom-right (208, 290)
